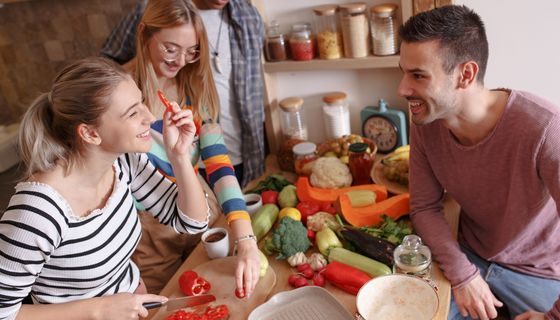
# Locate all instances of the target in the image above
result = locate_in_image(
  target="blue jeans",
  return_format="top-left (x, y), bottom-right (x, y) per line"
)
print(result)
top-left (449, 247), bottom-right (560, 319)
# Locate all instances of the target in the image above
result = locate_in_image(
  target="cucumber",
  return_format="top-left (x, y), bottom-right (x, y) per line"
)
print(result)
top-left (251, 204), bottom-right (279, 241)
top-left (328, 247), bottom-right (392, 277)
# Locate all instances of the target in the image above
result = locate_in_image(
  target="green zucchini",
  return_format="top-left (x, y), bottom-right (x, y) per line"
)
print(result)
top-left (328, 247), bottom-right (392, 277)
top-left (251, 204), bottom-right (279, 241)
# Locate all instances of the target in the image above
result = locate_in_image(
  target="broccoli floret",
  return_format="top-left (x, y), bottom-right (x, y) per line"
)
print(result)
top-left (264, 217), bottom-right (310, 259)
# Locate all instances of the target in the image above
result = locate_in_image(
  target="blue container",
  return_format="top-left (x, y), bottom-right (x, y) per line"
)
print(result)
top-left (360, 99), bottom-right (408, 154)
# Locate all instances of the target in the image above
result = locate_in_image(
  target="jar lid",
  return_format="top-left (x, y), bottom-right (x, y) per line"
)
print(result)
top-left (313, 4), bottom-right (338, 16)
top-left (291, 22), bottom-right (312, 32)
top-left (279, 97), bottom-right (304, 112)
top-left (322, 92), bottom-right (347, 103)
top-left (339, 2), bottom-right (367, 14)
top-left (292, 142), bottom-right (317, 156)
top-left (349, 142), bottom-right (368, 153)
top-left (370, 3), bottom-right (398, 16)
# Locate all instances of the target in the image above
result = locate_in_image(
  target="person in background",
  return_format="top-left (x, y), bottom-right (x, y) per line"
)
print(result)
top-left (398, 5), bottom-right (560, 320)
top-left (101, 0), bottom-right (265, 187)
top-left (101, 0), bottom-right (261, 296)
top-left (0, 57), bottom-right (207, 319)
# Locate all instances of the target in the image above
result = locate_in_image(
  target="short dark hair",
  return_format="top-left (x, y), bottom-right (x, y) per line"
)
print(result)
top-left (399, 5), bottom-right (488, 84)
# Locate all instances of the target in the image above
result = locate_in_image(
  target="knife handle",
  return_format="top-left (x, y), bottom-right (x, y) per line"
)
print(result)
top-left (142, 301), bottom-right (164, 310)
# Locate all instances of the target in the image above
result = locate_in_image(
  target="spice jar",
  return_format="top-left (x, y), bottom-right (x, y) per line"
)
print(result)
top-left (293, 142), bottom-right (318, 176)
top-left (289, 23), bottom-right (314, 61)
top-left (312, 5), bottom-right (343, 60)
top-left (265, 20), bottom-right (287, 62)
top-left (348, 142), bottom-right (374, 185)
top-left (322, 92), bottom-right (351, 139)
top-left (278, 97), bottom-right (308, 140)
top-left (370, 3), bottom-right (399, 56)
top-left (339, 2), bottom-right (369, 58)
top-left (393, 235), bottom-right (432, 281)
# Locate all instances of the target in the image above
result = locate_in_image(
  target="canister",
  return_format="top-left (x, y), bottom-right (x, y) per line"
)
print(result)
top-left (289, 23), bottom-right (314, 61)
top-left (369, 3), bottom-right (399, 56)
top-left (322, 92), bottom-right (351, 139)
top-left (265, 20), bottom-right (287, 62)
top-left (278, 97), bottom-right (308, 140)
top-left (312, 5), bottom-right (343, 60)
top-left (339, 2), bottom-right (369, 58)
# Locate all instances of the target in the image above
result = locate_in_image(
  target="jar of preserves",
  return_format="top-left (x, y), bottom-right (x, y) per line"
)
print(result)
top-left (312, 5), bottom-right (342, 60)
top-left (265, 20), bottom-right (287, 62)
top-left (322, 92), bottom-right (351, 139)
top-left (339, 2), bottom-right (369, 58)
top-left (370, 3), bottom-right (399, 56)
top-left (278, 96), bottom-right (308, 140)
top-left (289, 23), bottom-right (314, 61)
top-left (393, 235), bottom-right (432, 281)
top-left (348, 142), bottom-right (373, 185)
top-left (293, 142), bottom-right (318, 176)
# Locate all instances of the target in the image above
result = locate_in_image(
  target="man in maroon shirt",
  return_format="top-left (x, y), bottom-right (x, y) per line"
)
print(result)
top-left (397, 5), bottom-right (560, 320)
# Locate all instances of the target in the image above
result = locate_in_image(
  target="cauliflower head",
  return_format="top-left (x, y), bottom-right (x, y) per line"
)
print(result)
top-left (310, 157), bottom-right (352, 189)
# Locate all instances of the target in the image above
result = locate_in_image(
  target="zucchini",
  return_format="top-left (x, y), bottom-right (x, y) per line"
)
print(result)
top-left (328, 247), bottom-right (391, 277)
top-left (340, 226), bottom-right (396, 266)
top-left (251, 204), bottom-right (279, 241)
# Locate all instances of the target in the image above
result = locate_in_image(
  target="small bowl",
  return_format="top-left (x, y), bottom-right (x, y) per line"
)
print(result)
top-left (356, 274), bottom-right (439, 320)
top-left (244, 193), bottom-right (262, 216)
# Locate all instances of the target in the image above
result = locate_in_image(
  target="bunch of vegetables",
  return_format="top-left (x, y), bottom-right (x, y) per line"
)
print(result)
top-left (246, 174), bottom-right (292, 194)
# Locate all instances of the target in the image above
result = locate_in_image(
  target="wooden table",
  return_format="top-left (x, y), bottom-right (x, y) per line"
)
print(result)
top-left (148, 156), bottom-right (460, 320)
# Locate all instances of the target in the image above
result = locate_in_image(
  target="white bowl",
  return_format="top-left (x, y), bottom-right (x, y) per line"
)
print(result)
top-left (356, 274), bottom-right (439, 320)
top-left (243, 193), bottom-right (262, 216)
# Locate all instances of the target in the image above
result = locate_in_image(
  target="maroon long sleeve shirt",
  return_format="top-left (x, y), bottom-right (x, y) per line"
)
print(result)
top-left (409, 90), bottom-right (560, 318)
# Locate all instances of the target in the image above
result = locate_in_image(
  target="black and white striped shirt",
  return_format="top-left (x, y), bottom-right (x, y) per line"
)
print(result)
top-left (0, 153), bottom-right (208, 319)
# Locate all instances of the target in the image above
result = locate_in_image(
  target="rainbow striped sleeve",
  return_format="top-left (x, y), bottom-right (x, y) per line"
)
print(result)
top-left (200, 123), bottom-right (250, 224)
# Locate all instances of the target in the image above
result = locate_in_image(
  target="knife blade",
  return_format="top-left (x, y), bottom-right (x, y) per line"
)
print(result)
top-left (143, 294), bottom-right (216, 311)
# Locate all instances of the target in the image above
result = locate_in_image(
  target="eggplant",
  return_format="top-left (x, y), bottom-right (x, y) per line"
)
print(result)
top-left (340, 226), bottom-right (396, 266)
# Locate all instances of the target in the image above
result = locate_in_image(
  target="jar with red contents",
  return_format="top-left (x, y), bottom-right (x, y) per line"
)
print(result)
top-left (289, 23), bottom-right (314, 61)
top-left (348, 142), bottom-right (374, 185)
top-left (293, 142), bottom-right (318, 176)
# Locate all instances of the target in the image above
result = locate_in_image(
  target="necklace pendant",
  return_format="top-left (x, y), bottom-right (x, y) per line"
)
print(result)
top-left (213, 54), bottom-right (223, 74)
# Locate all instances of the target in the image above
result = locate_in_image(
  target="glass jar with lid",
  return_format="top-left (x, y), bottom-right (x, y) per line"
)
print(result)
top-left (322, 92), bottom-right (351, 139)
top-left (278, 96), bottom-right (308, 141)
top-left (393, 235), bottom-right (432, 281)
top-left (370, 3), bottom-right (400, 56)
top-left (339, 2), bottom-right (369, 58)
top-left (348, 142), bottom-right (374, 185)
top-left (289, 23), bottom-right (314, 61)
top-left (312, 5), bottom-right (343, 60)
top-left (264, 20), bottom-right (287, 62)
top-left (292, 142), bottom-right (318, 176)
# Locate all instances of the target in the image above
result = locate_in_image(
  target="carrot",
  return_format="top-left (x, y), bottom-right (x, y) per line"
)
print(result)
top-left (338, 193), bottom-right (410, 227)
top-left (295, 177), bottom-right (387, 205)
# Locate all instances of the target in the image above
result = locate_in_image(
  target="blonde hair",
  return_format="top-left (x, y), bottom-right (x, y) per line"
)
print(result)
top-left (19, 57), bottom-right (130, 178)
top-left (134, 0), bottom-right (219, 121)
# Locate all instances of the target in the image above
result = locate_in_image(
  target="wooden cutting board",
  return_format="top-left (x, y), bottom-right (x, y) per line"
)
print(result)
top-left (152, 256), bottom-right (276, 320)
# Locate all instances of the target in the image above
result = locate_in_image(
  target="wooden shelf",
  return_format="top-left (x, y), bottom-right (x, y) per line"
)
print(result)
top-left (263, 55), bottom-right (400, 73)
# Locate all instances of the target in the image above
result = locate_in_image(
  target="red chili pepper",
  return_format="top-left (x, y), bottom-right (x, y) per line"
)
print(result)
top-left (157, 90), bottom-right (174, 113)
top-left (178, 270), bottom-right (211, 296)
top-left (322, 261), bottom-right (371, 295)
top-left (296, 201), bottom-right (321, 224)
top-left (261, 190), bottom-right (279, 205)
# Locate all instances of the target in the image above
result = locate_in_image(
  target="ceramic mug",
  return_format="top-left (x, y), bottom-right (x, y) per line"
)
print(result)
top-left (201, 227), bottom-right (230, 259)
top-left (243, 193), bottom-right (262, 216)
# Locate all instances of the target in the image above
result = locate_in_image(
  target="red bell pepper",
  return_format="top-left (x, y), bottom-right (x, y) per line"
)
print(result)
top-left (296, 201), bottom-right (321, 224)
top-left (261, 190), bottom-right (279, 205)
top-left (178, 270), bottom-right (211, 296)
top-left (320, 202), bottom-right (337, 215)
top-left (322, 261), bottom-right (371, 295)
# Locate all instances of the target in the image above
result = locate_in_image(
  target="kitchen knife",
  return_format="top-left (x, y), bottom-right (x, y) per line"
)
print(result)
top-left (143, 294), bottom-right (216, 311)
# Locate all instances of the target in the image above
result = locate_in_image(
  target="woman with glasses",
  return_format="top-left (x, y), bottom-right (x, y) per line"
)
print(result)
top-left (127, 0), bottom-right (261, 297)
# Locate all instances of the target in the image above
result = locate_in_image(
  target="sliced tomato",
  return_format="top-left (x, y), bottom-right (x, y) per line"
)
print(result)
top-left (204, 304), bottom-right (229, 320)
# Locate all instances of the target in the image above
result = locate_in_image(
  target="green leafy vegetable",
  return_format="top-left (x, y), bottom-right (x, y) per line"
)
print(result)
top-left (246, 174), bottom-right (292, 194)
top-left (360, 215), bottom-right (413, 245)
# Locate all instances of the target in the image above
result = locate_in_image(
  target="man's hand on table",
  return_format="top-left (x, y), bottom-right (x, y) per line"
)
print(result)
top-left (235, 237), bottom-right (260, 298)
top-left (514, 311), bottom-right (547, 320)
top-left (453, 274), bottom-right (503, 320)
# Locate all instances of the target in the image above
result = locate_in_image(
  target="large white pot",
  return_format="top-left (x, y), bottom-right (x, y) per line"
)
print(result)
top-left (356, 274), bottom-right (439, 320)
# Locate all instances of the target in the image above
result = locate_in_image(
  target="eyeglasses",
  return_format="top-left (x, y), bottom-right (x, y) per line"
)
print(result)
top-left (154, 35), bottom-right (200, 64)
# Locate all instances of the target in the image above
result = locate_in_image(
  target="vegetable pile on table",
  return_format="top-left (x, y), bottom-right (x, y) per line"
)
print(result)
top-left (249, 173), bottom-right (414, 296)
